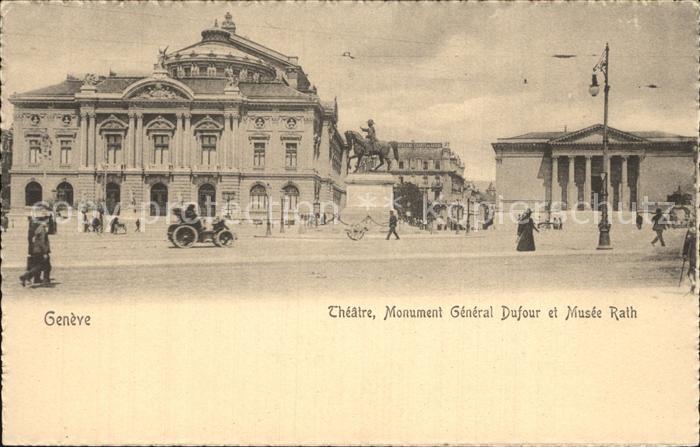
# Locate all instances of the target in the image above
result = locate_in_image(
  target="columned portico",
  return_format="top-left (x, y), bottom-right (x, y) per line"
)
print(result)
top-left (493, 124), bottom-right (696, 215)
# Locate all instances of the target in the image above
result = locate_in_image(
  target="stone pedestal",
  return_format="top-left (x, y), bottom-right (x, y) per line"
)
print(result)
top-left (340, 173), bottom-right (395, 224)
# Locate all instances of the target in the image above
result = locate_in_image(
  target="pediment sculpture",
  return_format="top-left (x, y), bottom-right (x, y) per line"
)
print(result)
top-left (134, 83), bottom-right (183, 100)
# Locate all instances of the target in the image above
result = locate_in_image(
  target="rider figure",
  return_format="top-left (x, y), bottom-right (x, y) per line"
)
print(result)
top-left (361, 119), bottom-right (377, 153)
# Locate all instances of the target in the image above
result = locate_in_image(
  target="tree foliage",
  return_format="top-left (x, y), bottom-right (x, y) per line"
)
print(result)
top-left (393, 182), bottom-right (423, 221)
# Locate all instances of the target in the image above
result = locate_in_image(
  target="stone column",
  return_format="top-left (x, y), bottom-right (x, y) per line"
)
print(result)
top-left (136, 113), bottom-right (144, 169)
top-left (87, 112), bottom-right (96, 168)
top-left (637, 156), bottom-right (644, 209)
top-left (567, 156), bottom-right (575, 211)
top-left (175, 112), bottom-right (183, 168)
top-left (184, 113), bottom-right (192, 168)
top-left (584, 156), bottom-right (592, 210)
top-left (223, 112), bottom-right (232, 169)
top-left (620, 155), bottom-right (628, 211)
top-left (79, 111), bottom-right (88, 168)
top-left (551, 156), bottom-right (559, 209)
top-left (127, 112), bottom-right (135, 168)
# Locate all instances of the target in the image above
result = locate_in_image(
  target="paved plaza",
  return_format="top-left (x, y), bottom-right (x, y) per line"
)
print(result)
top-left (1, 214), bottom-right (691, 300)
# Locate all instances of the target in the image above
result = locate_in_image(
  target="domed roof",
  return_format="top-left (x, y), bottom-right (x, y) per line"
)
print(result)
top-left (163, 17), bottom-right (276, 81)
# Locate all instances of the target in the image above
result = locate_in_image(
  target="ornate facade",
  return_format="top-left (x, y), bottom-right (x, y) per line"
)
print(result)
top-left (492, 124), bottom-right (695, 211)
top-left (9, 13), bottom-right (346, 219)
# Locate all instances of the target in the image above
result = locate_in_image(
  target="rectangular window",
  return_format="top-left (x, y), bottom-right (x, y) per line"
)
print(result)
top-left (153, 135), bottom-right (169, 165)
top-left (60, 139), bottom-right (72, 164)
top-left (434, 160), bottom-right (441, 170)
top-left (106, 134), bottom-right (122, 164)
top-left (253, 142), bottom-right (266, 167)
top-left (285, 142), bottom-right (298, 168)
top-left (28, 139), bottom-right (41, 164)
top-left (201, 135), bottom-right (216, 165)
top-left (423, 161), bottom-right (429, 170)
top-left (398, 161), bottom-right (405, 169)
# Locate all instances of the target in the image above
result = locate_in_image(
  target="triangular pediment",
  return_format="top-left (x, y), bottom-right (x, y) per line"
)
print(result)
top-left (550, 124), bottom-right (648, 144)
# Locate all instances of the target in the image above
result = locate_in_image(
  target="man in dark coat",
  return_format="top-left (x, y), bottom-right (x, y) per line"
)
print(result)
top-left (20, 218), bottom-right (51, 286)
top-left (651, 208), bottom-right (667, 247)
top-left (386, 209), bottom-right (400, 240)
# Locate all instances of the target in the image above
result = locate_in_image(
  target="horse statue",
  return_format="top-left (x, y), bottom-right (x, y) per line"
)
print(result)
top-left (344, 130), bottom-right (399, 173)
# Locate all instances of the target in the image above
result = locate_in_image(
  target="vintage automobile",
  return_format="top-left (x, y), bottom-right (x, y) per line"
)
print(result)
top-left (167, 206), bottom-right (235, 248)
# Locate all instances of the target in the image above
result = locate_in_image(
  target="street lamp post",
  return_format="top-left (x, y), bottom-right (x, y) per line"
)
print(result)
top-left (589, 43), bottom-right (612, 250)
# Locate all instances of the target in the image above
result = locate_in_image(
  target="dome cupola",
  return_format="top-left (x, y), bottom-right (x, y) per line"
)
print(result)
top-left (201, 19), bottom-right (232, 43)
top-left (221, 12), bottom-right (236, 35)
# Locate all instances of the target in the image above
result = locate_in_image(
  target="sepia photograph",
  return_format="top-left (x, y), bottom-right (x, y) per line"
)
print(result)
top-left (1, 1), bottom-right (698, 445)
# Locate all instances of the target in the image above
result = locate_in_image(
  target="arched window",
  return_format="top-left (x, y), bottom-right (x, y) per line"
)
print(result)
top-left (250, 185), bottom-right (268, 211)
top-left (283, 185), bottom-right (299, 212)
top-left (56, 182), bottom-right (74, 206)
top-left (198, 184), bottom-right (216, 217)
top-left (150, 183), bottom-right (168, 216)
top-left (25, 181), bottom-right (42, 206)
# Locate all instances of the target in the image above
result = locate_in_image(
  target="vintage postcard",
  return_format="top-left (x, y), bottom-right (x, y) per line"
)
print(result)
top-left (1, 1), bottom-right (698, 445)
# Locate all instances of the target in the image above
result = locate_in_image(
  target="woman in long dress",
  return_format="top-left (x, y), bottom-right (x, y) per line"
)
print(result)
top-left (516, 209), bottom-right (539, 251)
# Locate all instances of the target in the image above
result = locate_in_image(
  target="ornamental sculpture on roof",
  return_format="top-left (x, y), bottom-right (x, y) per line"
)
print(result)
top-left (157, 46), bottom-right (169, 69)
top-left (225, 72), bottom-right (238, 88)
top-left (135, 83), bottom-right (180, 100)
top-left (82, 73), bottom-right (98, 86)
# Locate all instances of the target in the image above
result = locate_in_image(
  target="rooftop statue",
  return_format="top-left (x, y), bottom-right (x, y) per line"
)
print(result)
top-left (82, 73), bottom-right (98, 86)
top-left (157, 46), bottom-right (169, 69)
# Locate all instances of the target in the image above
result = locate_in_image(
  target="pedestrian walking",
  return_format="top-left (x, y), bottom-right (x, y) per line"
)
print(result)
top-left (20, 215), bottom-right (52, 286)
top-left (636, 211), bottom-right (643, 230)
top-left (681, 224), bottom-right (697, 294)
top-left (651, 208), bottom-right (667, 247)
top-left (82, 210), bottom-right (89, 233)
top-left (386, 209), bottom-right (400, 240)
top-left (516, 208), bottom-right (539, 252)
top-left (135, 218), bottom-right (141, 232)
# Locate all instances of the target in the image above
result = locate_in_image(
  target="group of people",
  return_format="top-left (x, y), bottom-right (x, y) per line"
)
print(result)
top-left (515, 207), bottom-right (697, 293)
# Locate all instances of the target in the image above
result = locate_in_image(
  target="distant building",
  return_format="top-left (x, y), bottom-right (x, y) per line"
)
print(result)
top-left (389, 142), bottom-right (466, 203)
top-left (1, 128), bottom-right (12, 208)
top-left (492, 124), bottom-right (695, 212)
top-left (8, 13), bottom-right (346, 219)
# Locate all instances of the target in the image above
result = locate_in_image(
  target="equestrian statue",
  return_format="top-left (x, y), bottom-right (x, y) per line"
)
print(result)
top-left (345, 119), bottom-right (399, 173)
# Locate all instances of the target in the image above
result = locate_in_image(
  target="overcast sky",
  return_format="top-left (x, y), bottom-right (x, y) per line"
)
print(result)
top-left (2, 1), bottom-right (697, 180)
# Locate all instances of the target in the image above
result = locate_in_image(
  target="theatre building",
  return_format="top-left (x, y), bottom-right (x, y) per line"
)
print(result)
top-left (492, 124), bottom-right (695, 212)
top-left (8, 13), bottom-right (346, 219)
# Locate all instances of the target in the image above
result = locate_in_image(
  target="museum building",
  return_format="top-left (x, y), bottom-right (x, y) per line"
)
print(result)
top-left (8, 13), bottom-right (346, 219)
top-left (492, 124), bottom-right (696, 212)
